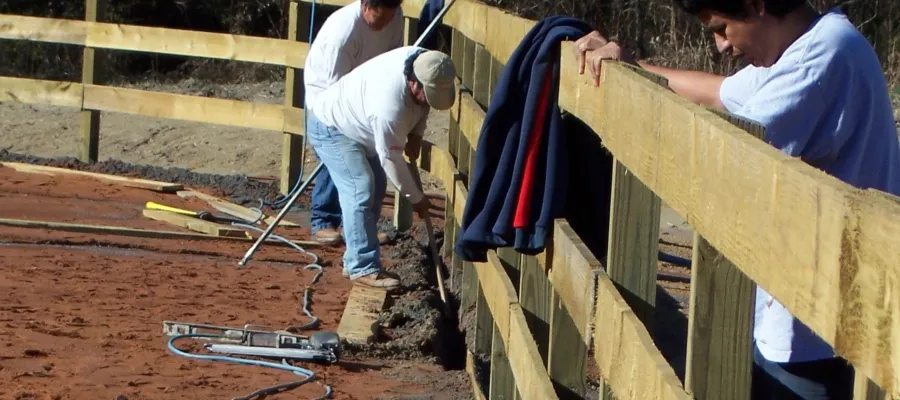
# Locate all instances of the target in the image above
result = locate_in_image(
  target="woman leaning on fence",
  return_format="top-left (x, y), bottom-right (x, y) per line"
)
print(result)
top-left (572, 0), bottom-right (900, 398)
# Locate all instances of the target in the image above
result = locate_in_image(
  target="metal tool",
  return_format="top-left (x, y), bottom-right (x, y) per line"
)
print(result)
top-left (145, 201), bottom-right (248, 225)
top-left (238, 0), bottom-right (460, 267)
top-left (163, 320), bottom-right (341, 364)
top-left (238, 163), bottom-right (324, 267)
top-left (408, 163), bottom-right (450, 308)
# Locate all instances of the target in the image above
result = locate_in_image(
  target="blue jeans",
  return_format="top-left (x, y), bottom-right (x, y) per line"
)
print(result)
top-left (752, 344), bottom-right (854, 399)
top-left (306, 111), bottom-right (386, 278)
top-left (310, 158), bottom-right (342, 234)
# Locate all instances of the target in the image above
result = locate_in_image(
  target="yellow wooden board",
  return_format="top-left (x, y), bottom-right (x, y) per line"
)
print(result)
top-left (142, 209), bottom-right (250, 238)
top-left (337, 285), bottom-right (388, 344)
top-left (0, 14), bottom-right (307, 67)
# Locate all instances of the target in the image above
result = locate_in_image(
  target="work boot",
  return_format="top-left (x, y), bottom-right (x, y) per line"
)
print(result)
top-left (313, 228), bottom-right (342, 245)
top-left (352, 271), bottom-right (401, 289)
top-left (343, 269), bottom-right (400, 280)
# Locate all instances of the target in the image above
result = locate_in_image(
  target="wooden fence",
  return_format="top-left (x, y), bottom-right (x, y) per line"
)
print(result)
top-left (2, 0), bottom-right (900, 399)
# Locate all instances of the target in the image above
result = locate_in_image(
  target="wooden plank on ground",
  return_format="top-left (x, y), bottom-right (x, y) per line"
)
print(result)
top-left (0, 162), bottom-right (182, 192)
top-left (593, 267), bottom-right (692, 400)
top-left (175, 190), bottom-right (300, 227)
top-left (82, 84), bottom-right (290, 133)
top-left (558, 47), bottom-right (900, 395)
top-left (142, 209), bottom-right (250, 238)
top-left (685, 234), bottom-right (754, 400)
top-left (0, 77), bottom-right (84, 108)
top-left (0, 14), bottom-right (307, 68)
top-left (0, 218), bottom-right (320, 247)
top-left (336, 285), bottom-right (388, 345)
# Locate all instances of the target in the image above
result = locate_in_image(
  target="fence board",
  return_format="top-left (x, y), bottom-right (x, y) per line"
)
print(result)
top-left (594, 268), bottom-right (693, 400)
top-left (458, 92), bottom-right (485, 151)
top-left (0, 77), bottom-right (83, 107)
top-left (82, 84), bottom-right (290, 132)
top-left (79, 0), bottom-right (105, 163)
top-left (0, 14), bottom-right (307, 67)
top-left (558, 48), bottom-right (900, 394)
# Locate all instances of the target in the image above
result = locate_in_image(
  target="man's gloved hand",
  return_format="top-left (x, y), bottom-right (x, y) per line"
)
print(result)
top-left (405, 134), bottom-right (423, 162)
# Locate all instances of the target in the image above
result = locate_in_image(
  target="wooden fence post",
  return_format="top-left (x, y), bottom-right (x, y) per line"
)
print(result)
top-left (684, 111), bottom-right (762, 400)
top-left (79, 0), bottom-right (106, 163)
top-left (280, 0), bottom-right (308, 195)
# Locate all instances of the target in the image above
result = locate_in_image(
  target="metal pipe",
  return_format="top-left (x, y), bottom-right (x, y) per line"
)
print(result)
top-left (238, 163), bottom-right (324, 267)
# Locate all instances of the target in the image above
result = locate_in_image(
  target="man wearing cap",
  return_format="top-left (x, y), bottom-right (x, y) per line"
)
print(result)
top-left (304, 0), bottom-right (405, 246)
top-left (306, 47), bottom-right (457, 289)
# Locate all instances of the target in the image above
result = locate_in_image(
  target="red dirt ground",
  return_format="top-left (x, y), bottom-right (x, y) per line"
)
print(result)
top-left (0, 165), bottom-right (467, 400)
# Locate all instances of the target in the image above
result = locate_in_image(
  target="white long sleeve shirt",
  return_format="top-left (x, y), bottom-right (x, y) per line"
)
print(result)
top-left (312, 46), bottom-right (429, 204)
top-left (303, 0), bottom-right (404, 113)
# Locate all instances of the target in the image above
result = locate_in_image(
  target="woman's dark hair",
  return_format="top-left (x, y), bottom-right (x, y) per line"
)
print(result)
top-left (362, 0), bottom-right (403, 8)
top-left (673, 0), bottom-right (807, 18)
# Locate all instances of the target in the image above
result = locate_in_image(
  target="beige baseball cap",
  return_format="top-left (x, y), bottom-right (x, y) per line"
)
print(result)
top-left (413, 50), bottom-right (457, 111)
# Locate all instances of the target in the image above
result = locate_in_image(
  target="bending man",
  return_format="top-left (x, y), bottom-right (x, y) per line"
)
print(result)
top-left (573, 0), bottom-right (899, 398)
top-left (307, 47), bottom-right (456, 289)
top-left (304, 0), bottom-right (404, 245)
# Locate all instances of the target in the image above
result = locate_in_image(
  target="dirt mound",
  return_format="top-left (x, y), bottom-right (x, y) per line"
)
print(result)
top-left (341, 220), bottom-right (467, 370)
top-left (0, 149), bottom-right (289, 207)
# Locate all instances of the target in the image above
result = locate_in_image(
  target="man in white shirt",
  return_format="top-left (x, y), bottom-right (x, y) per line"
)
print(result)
top-left (303, 0), bottom-right (404, 245)
top-left (307, 47), bottom-right (456, 289)
top-left (573, 0), bottom-right (899, 398)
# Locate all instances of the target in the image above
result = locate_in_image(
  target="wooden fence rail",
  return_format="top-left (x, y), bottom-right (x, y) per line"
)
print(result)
top-left (2, 0), bottom-right (899, 399)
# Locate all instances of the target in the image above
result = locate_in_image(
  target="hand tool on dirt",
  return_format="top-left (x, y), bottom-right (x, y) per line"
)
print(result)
top-left (163, 320), bottom-right (342, 364)
top-left (145, 201), bottom-right (248, 225)
top-left (408, 162), bottom-right (450, 309)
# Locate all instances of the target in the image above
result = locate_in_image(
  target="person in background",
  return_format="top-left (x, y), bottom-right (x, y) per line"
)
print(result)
top-left (572, 0), bottom-right (899, 398)
top-left (304, 0), bottom-right (405, 245)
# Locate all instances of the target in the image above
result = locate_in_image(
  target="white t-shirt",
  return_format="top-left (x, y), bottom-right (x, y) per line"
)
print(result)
top-left (719, 9), bottom-right (900, 363)
top-left (303, 0), bottom-right (404, 113)
top-left (312, 46), bottom-right (430, 204)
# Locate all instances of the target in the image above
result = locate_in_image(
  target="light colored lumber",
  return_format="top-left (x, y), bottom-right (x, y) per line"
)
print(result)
top-left (454, 180), bottom-right (467, 227)
top-left (685, 233), bottom-right (754, 400)
top-left (420, 142), bottom-right (457, 193)
top-left (79, 0), bottom-right (104, 163)
top-left (83, 84), bottom-right (289, 133)
top-left (142, 209), bottom-right (250, 238)
top-left (0, 14), bottom-right (307, 68)
top-left (336, 285), bottom-right (388, 344)
top-left (593, 267), bottom-right (693, 400)
top-left (0, 14), bottom-right (87, 44)
top-left (558, 46), bottom-right (900, 395)
top-left (457, 91), bottom-right (485, 151)
top-left (0, 77), bottom-right (83, 107)
top-left (477, 251), bottom-right (557, 399)
top-left (466, 351), bottom-right (489, 400)
top-left (549, 219), bottom-right (599, 341)
top-left (605, 160), bottom-right (661, 326)
top-left (175, 190), bottom-right (300, 227)
top-left (0, 217), bottom-right (320, 248)
top-left (0, 161), bottom-right (182, 192)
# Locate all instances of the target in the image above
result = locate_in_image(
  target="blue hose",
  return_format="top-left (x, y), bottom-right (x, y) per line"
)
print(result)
top-left (166, 333), bottom-right (332, 400)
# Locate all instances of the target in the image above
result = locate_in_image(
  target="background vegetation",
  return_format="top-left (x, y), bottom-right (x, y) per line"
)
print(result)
top-left (0, 0), bottom-right (897, 101)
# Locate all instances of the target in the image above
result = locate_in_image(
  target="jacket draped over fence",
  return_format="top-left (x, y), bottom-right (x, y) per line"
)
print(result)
top-left (454, 16), bottom-right (592, 262)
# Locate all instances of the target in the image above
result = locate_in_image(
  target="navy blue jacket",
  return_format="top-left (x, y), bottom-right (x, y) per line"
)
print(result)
top-left (454, 16), bottom-right (593, 262)
top-left (416, 0), bottom-right (444, 50)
